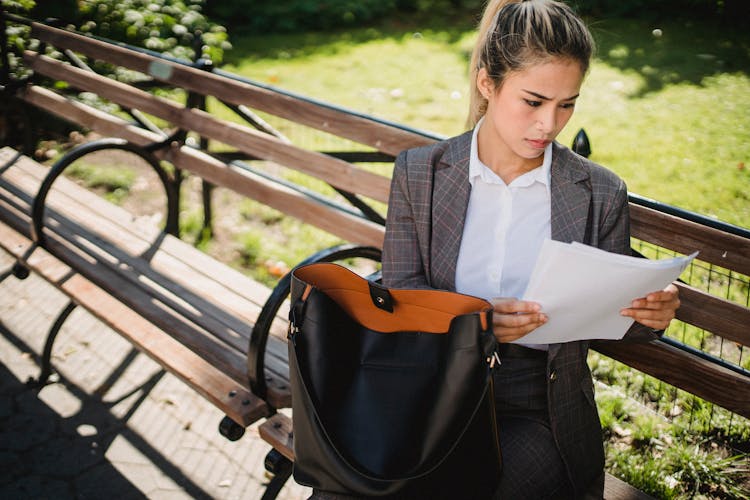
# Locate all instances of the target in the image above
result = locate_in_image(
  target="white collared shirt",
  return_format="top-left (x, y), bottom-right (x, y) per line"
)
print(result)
top-left (455, 119), bottom-right (552, 350)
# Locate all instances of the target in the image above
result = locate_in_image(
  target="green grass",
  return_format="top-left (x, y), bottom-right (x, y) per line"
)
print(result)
top-left (66, 161), bottom-right (135, 204)
top-left (596, 383), bottom-right (750, 499)
top-left (221, 17), bottom-right (750, 228)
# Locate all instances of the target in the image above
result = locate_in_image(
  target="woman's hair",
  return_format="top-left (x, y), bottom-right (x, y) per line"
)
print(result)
top-left (467, 0), bottom-right (595, 127)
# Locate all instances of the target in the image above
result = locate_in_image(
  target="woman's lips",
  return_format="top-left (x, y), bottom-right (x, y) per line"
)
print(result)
top-left (527, 139), bottom-right (549, 149)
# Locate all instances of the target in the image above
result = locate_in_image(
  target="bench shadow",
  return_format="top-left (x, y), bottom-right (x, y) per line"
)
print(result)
top-left (0, 322), bottom-right (214, 499)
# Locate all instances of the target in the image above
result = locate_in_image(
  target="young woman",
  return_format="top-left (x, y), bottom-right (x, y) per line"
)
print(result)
top-left (382, 0), bottom-right (680, 498)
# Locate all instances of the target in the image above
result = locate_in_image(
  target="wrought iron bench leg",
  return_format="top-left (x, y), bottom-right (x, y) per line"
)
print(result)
top-left (218, 415), bottom-right (245, 441)
top-left (29, 300), bottom-right (77, 387)
top-left (11, 262), bottom-right (29, 280)
top-left (261, 449), bottom-right (293, 500)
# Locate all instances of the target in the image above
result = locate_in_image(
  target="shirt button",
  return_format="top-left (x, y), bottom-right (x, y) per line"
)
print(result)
top-left (549, 371), bottom-right (558, 382)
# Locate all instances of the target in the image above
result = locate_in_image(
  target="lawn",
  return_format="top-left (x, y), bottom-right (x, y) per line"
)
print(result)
top-left (221, 16), bottom-right (750, 229)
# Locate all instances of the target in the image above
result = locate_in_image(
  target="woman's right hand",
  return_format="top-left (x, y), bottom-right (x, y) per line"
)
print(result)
top-left (490, 298), bottom-right (547, 343)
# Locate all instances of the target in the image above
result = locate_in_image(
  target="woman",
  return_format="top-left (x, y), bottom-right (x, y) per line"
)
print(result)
top-left (382, 0), bottom-right (680, 498)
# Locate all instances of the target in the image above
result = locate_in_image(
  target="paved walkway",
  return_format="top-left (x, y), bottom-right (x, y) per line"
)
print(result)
top-left (0, 250), bottom-right (311, 499)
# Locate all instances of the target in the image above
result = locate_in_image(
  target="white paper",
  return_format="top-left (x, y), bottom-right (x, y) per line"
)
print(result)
top-left (515, 240), bottom-right (697, 344)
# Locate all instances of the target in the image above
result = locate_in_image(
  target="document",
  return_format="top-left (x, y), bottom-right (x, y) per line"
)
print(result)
top-left (515, 240), bottom-right (697, 344)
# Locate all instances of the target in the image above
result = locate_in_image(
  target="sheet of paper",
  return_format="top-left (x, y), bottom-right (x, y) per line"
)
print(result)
top-left (515, 240), bottom-right (697, 344)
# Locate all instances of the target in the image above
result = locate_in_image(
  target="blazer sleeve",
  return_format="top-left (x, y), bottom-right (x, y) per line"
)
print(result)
top-left (382, 150), bottom-right (431, 289)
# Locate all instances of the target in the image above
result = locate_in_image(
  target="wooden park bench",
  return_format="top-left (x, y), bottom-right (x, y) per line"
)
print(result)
top-left (0, 16), bottom-right (424, 499)
top-left (1, 16), bottom-right (748, 499)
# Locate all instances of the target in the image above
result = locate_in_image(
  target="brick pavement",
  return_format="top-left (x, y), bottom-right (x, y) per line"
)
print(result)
top-left (0, 250), bottom-right (311, 499)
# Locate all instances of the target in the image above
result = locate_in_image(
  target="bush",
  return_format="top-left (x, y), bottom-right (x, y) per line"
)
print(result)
top-left (1, 0), bottom-right (230, 148)
top-left (205, 0), bottom-right (397, 33)
top-left (74, 0), bottom-right (230, 64)
top-left (571, 0), bottom-right (738, 20)
top-left (1, 0), bottom-right (36, 79)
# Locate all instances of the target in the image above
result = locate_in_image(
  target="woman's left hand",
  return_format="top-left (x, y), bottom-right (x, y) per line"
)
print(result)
top-left (620, 283), bottom-right (680, 330)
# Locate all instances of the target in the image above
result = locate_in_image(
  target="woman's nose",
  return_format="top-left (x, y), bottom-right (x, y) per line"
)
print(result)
top-left (536, 107), bottom-right (557, 134)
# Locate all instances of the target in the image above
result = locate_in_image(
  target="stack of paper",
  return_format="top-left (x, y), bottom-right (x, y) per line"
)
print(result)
top-left (516, 240), bottom-right (697, 344)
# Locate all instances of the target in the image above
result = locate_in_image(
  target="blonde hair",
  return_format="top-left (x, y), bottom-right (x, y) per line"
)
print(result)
top-left (466, 0), bottom-right (594, 128)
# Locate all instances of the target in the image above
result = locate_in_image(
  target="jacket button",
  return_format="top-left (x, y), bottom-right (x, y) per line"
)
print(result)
top-left (549, 371), bottom-right (558, 382)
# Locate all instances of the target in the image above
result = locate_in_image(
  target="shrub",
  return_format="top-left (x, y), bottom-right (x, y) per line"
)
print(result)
top-left (1, 0), bottom-right (36, 79)
top-left (74, 0), bottom-right (230, 64)
top-left (205, 0), bottom-right (397, 33)
top-left (571, 0), bottom-right (739, 21)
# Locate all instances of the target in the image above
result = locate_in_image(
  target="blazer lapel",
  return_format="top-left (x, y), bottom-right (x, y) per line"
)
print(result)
top-left (430, 131), bottom-right (472, 291)
top-left (548, 143), bottom-right (592, 359)
top-left (550, 143), bottom-right (592, 245)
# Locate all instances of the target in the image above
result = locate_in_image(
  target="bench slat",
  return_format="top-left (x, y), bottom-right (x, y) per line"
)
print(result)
top-left (30, 22), bottom-right (437, 157)
top-left (4, 145), bottom-right (294, 366)
top-left (603, 474), bottom-right (656, 500)
top-left (0, 219), bottom-right (268, 426)
top-left (24, 52), bottom-right (392, 204)
top-left (18, 86), bottom-right (386, 248)
top-left (4, 148), bottom-right (305, 330)
top-left (0, 150), bottom-right (293, 408)
top-left (52, 218), bottom-right (292, 409)
top-left (2, 151), bottom-right (256, 350)
top-left (631, 203), bottom-right (750, 276)
top-left (259, 413), bottom-right (294, 462)
top-left (593, 340), bottom-right (750, 418)
top-left (675, 282), bottom-right (750, 347)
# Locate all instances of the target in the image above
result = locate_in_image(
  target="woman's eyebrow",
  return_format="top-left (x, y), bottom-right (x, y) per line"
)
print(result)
top-left (522, 89), bottom-right (580, 101)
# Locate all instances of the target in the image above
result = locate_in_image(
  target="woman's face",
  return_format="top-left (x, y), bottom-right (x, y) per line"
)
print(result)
top-left (477, 58), bottom-right (584, 169)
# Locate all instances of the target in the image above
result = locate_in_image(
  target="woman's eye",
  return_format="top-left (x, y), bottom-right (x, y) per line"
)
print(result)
top-left (524, 99), bottom-right (542, 107)
top-left (561, 102), bottom-right (577, 109)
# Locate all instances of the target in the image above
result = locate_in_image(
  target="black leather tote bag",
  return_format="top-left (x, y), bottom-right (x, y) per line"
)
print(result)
top-left (288, 262), bottom-right (501, 499)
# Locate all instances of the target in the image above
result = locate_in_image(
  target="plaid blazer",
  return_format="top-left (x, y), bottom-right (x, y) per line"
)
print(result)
top-left (382, 130), bottom-right (657, 496)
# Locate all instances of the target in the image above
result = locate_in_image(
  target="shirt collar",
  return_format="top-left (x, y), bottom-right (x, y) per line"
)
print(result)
top-left (469, 117), bottom-right (552, 192)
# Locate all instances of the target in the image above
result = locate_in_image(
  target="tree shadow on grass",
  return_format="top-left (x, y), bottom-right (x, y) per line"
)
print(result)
top-left (589, 17), bottom-right (750, 97)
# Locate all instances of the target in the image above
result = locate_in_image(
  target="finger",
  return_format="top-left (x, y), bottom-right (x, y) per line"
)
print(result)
top-left (493, 314), bottom-right (547, 342)
top-left (493, 312), bottom-right (547, 329)
top-left (620, 308), bottom-right (672, 330)
top-left (493, 321), bottom-right (546, 343)
top-left (633, 285), bottom-right (680, 306)
top-left (490, 298), bottom-right (541, 314)
top-left (631, 317), bottom-right (672, 330)
top-left (630, 294), bottom-right (680, 310)
top-left (621, 307), bottom-right (675, 329)
top-left (646, 289), bottom-right (680, 303)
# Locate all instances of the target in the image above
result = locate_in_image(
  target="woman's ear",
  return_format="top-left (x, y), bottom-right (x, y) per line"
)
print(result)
top-left (476, 67), bottom-right (494, 100)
